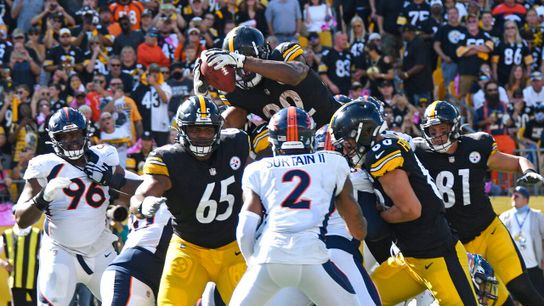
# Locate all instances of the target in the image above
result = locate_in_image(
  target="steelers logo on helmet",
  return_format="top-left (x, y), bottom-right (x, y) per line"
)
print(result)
top-left (175, 96), bottom-right (224, 158)
top-left (47, 107), bottom-right (90, 160)
top-left (329, 100), bottom-right (387, 167)
top-left (268, 106), bottom-right (315, 155)
top-left (223, 26), bottom-right (270, 90)
top-left (420, 100), bottom-right (461, 153)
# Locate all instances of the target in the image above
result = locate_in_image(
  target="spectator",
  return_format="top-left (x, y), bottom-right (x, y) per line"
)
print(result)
top-left (12, 0), bottom-right (44, 32)
top-left (399, 24), bottom-right (433, 105)
top-left (181, 0), bottom-right (206, 25)
top-left (113, 15), bottom-right (144, 54)
top-left (377, 79), bottom-right (395, 104)
top-left (30, 0), bottom-right (75, 34)
top-left (42, 12), bottom-right (65, 49)
top-left (376, 0), bottom-right (403, 59)
top-left (126, 130), bottom-right (154, 175)
top-left (349, 16), bottom-right (366, 84)
top-left (24, 26), bottom-right (45, 63)
top-left (43, 28), bottom-right (84, 74)
top-left (508, 89), bottom-right (532, 132)
top-left (137, 27), bottom-right (170, 68)
top-left (456, 14), bottom-right (493, 103)
top-left (239, 0), bottom-right (268, 36)
top-left (109, 0), bottom-right (145, 31)
top-left (265, 0), bottom-right (302, 43)
top-left (85, 73), bottom-right (108, 122)
top-left (120, 46), bottom-right (144, 84)
top-left (215, 0), bottom-right (241, 36)
top-left (167, 62), bottom-right (192, 118)
top-left (105, 56), bottom-right (134, 94)
top-left (492, 20), bottom-right (532, 86)
top-left (304, 0), bottom-right (333, 34)
top-left (523, 71), bottom-right (544, 107)
top-left (131, 63), bottom-right (172, 146)
top-left (365, 43), bottom-right (393, 96)
top-left (34, 97), bottom-right (53, 155)
top-left (520, 103), bottom-right (544, 163)
top-left (319, 32), bottom-right (351, 95)
top-left (78, 104), bottom-right (100, 145)
top-left (506, 65), bottom-right (527, 99)
top-left (0, 225), bottom-right (41, 306)
top-left (0, 28), bottom-right (13, 68)
top-left (8, 102), bottom-right (37, 168)
top-left (155, 17), bottom-right (181, 64)
top-left (349, 81), bottom-right (363, 99)
top-left (153, 1), bottom-right (185, 32)
top-left (491, 0), bottom-right (526, 32)
top-left (391, 93), bottom-right (418, 136)
top-left (48, 83), bottom-right (67, 113)
top-left (307, 32), bottom-right (327, 64)
top-left (194, 15), bottom-right (218, 49)
top-left (396, 0), bottom-right (430, 31)
top-left (433, 6), bottom-right (464, 98)
top-left (71, 6), bottom-right (111, 51)
top-left (84, 36), bottom-right (110, 80)
top-left (500, 186), bottom-right (544, 294)
top-left (8, 29), bottom-right (41, 88)
top-left (472, 74), bottom-right (509, 110)
top-left (480, 10), bottom-right (501, 43)
top-left (99, 111), bottom-right (131, 168)
top-left (139, 8), bottom-right (154, 34)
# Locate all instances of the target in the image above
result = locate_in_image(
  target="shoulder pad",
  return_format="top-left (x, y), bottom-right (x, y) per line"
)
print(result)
top-left (143, 145), bottom-right (178, 177)
top-left (365, 138), bottom-right (407, 178)
top-left (270, 42), bottom-right (304, 62)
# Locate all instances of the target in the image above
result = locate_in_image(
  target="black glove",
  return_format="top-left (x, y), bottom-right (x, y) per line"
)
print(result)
top-left (516, 169), bottom-right (544, 186)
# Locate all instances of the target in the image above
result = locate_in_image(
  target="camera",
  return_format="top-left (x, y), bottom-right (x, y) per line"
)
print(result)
top-left (50, 3), bottom-right (58, 10)
top-left (106, 205), bottom-right (129, 222)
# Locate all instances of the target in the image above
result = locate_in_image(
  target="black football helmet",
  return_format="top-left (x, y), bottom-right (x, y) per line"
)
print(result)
top-left (175, 96), bottom-right (224, 158)
top-left (47, 107), bottom-right (89, 160)
top-left (268, 107), bottom-right (315, 155)
top-left (421, 100), bottom-right (461, 153)
top-left (329, 100), bottom-right (387, 167)
top-left (222, 26), bottom-right (270, 90)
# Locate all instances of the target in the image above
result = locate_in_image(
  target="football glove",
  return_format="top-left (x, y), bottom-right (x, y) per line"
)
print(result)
top-left (516, 169), bottom-right (544, 186)
top-left (206, 49), bottom-right (246, 70)
top-left (193, 57), bottom-right (209, 96)
top-left (84, 160), bottom-right (113, 186)
top-left (139, 196), bottom-right (166, 218)
top-left (33, 177), bottom-right (72, 211)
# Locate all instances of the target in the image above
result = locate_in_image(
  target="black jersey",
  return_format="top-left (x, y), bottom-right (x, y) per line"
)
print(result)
top-left (44, 45), bottom-right (84, 69)
top-left (143, 129), bottom-right (250, 248)
top-left (414, 133), bottom-right (498, 243)
top-left (433, 24), bottom-right (465, 60)
top-left (396, 2), bottom-right (431, 30)
top-left (319, 48), bottom-right (353, 95)
top-left (364, 136), bottom-right (456, 258)
top-left (225, 43), bottom-right (341, 127)
top-left (492, 40), bottom-right (532, 86)
top-left (456, 31), bottom-right (494, 76)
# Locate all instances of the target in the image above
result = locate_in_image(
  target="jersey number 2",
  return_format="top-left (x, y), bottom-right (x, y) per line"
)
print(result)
top-left (281, 170), bottom-right (311, 209)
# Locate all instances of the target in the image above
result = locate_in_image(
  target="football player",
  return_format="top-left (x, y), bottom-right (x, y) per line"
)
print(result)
top-left (100, 202), bottom-right (173, 305)
top-left (130, 96), bottom-right (250, 305)
top-left (14, 107), bottom-right (141, 305)
top-left (416, 100), bottom-right (544, 305)
top-left (230, 107), bottom-right (365, 305)
top-left (330, 100), bottom-right (479, 306)
top-left (194, 26), bottom-right (341, 129)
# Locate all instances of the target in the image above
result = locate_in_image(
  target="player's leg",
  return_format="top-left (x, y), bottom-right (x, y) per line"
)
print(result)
top-left (481, 218), bottom-right (544, 304)
top-left (157, 235), bottom-right (210, 305)
top-left (297, 261), bottom-right (360, 305)
top-left (329, 247), bottom-right (379, 305)
top-left (410, 241), bottom-right (478, 306)
top-left (101, 269), bottom-right (156, 306)
top-left (266, 288), bottom-right (312, 306)
top-left (37, 238), bottom-right (78, 306)
top-left (229, 263), bottom-right (283, 306)
top-left (85, 245), bottom-right (117, 300)
top-left (213, 241), bottom-right (247, 304)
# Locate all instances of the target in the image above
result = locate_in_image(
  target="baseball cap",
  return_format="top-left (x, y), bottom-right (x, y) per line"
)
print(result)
top-left (308, 32), bottom-right (319, 41)
top-left (401, 23), bottom-right (418, 32)
top-left (479, 73), bottom-right (490, 81)
top-left (379, 80), bottom-right (393, 87)
top-left (59, 28), bottom-right (71, 36)
top-left (351, 81), bottom-right (363, 90)
top-left (12, 28), bottom-right (24, 39)
top-left (368, 32), bottom-right (381, 41)
top-left (531, 71), bottom-right (543, 81)
top-left (430, 0), bottom-right (443, 7)
top-left (188, 27), bottom-right (200, 35)
top-left (148, 63), bottom-right (161, 73)
top-left (514, 186), bottom-right (530, 199)
top-left (142, 9), bottom-right (153, 17)
top-left (142, 131), bottom-right (153, 140)
top-left (147, 27), bottom-right (159, 37)
top-left (75, 91), bottom-right (86, 97)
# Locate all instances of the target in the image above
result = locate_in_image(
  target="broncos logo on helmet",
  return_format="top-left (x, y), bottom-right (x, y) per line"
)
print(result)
top-left (268, 106), bottom-right (315, 155)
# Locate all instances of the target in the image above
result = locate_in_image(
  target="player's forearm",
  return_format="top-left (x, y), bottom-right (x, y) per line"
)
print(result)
top-left (380, 204), bottom-right (420, 223)
top-left (15, 202), bottom-right (43, 228)
top-left (243, 57), bottom-right (308, 86)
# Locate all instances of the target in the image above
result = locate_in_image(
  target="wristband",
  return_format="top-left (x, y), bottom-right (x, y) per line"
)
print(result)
top-left (32, 189), bottom-right (51, 212)
top-left (109, 172), bottom-right (127, 190)
top-left (523, 169), bottom-right (538, 175)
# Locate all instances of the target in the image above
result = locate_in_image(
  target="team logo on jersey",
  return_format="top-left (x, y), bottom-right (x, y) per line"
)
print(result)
top-left (469, 151), bottom-right (481, 164)
top-left (447, 30), bottom-right (464, 44)
top-left (264, 88), bottom-right (271, 95)
top-left (209, 168), bottom-right (217, 176)
top-left (449, 156), bottom-right (455, 163)
top-left (230, 156), bottom-right (241, 170)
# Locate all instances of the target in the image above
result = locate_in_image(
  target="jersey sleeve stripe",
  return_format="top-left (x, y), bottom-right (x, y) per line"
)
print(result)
top-left (370, 154), bottom-right (404, 177)
top-left (284, 45), bottom-right (303, 62)
top-left (490, 142), bottom-right (498, 156)
top-left (371, 150), bottom-right (402, 169)
top-left (143, 163), bottom-right (170, 176)
top-left (282, 45), bottom-right (299, 59)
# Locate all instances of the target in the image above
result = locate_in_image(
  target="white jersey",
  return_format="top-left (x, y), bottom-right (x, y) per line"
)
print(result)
top-left (141, 83), bottom-right (172, 132)
top-left (24, 145), bottom-right (119, 255)
top-left (326, 169), bottom-right (374, 239)
top-left (124, 204), bottom-right (173, 254)
top-left (242, 152), bottom-right (350, 264)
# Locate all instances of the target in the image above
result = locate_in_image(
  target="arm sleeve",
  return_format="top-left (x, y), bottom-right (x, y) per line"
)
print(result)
top-left (334, 154), bottom-right (350, 196)
top-left (236, 210), bottom-right (261, 263)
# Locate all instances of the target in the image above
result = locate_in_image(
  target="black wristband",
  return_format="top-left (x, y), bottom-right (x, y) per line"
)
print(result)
top-left (32, 189), bottom-right (51, 212)
top-left (523, 169), bottom-right (538, 175)
top-left (109, 172), bottom-right (127, 190)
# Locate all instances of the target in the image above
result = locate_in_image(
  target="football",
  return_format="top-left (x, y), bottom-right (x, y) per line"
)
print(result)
top-left (200, 60), bottom-right (236, 93)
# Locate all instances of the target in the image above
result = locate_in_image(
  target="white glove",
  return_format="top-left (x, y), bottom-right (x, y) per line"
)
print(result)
top-left (140, 196), bottom-right (167, 218)
top-left (43, 177), bottom-right (72, 202)
top-left (193, 57), bottom-right (209, 96)
top-left (206, 49), bottom-right (246, 70)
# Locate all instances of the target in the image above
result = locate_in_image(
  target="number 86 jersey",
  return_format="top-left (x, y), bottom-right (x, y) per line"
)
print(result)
top-left (23, 145), bottom-right (119, 254)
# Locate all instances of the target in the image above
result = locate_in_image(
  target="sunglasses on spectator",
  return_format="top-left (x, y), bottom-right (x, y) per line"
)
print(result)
top-left (467, 19), bottom-right (478, 24)
top-left (110, 63), bottom-right (121, 67)
top-left (13, 36), bottom-right (24, 40)
top-left (94, 79), bottom-right (105, 84)
top-left (110, 82), bottom-right (122, 86)
top-left (101, 116), bottom-right (112, 121)
top-left (28, 32), bottom-right (39, 36)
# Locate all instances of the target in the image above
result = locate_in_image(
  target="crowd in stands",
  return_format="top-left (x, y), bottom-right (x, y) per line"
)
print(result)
top-left (0, 0), bottom-right (540, 202)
